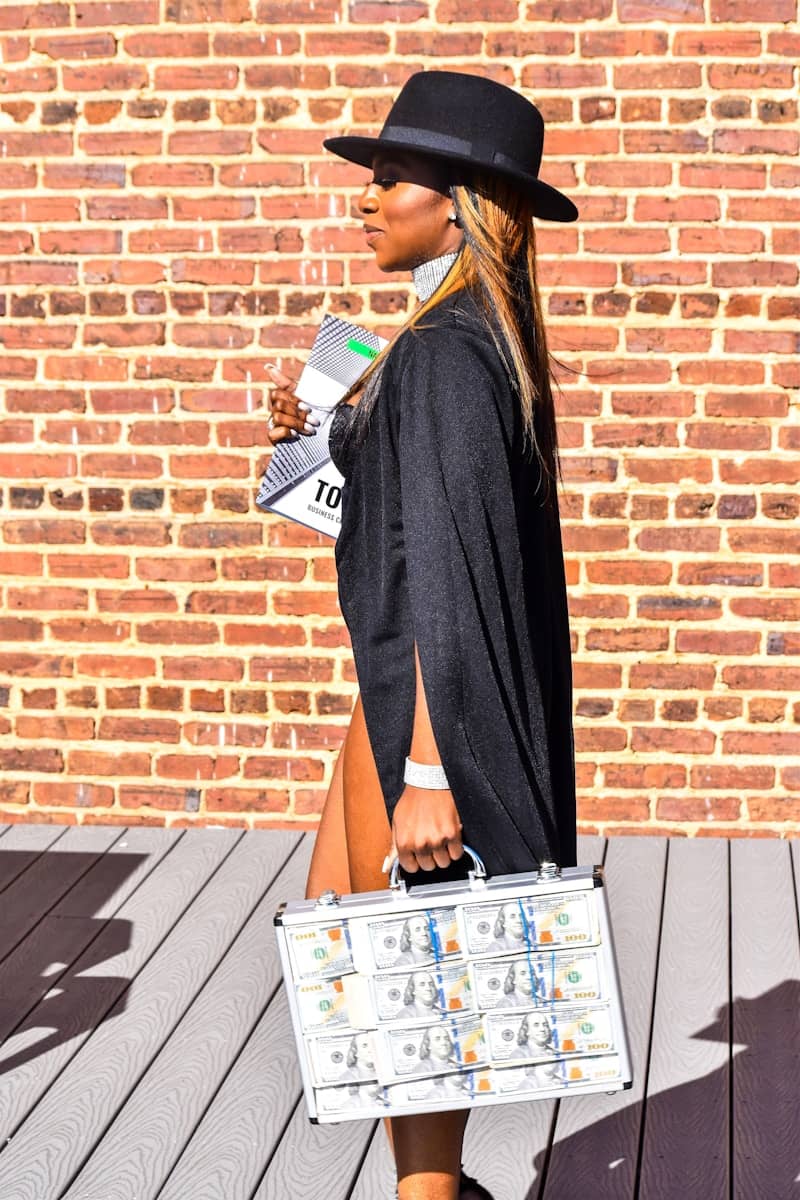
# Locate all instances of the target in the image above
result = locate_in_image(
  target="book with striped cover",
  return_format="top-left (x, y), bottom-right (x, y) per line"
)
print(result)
top-left (256, 314), bottom-right (387, 539)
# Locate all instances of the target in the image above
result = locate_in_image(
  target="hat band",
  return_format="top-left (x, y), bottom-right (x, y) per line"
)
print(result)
top-left (379, 124), bottom-right (539, 178)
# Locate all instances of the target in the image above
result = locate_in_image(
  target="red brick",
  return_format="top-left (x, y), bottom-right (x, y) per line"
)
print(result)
top-left (676, 630), bottom-right (760, 656)
top-left (33, 781), bottom-right (114, 807)
top-left (205, 787), bottom-right (290, 813)
top-left (714, 129), bottom-right (799, 156)
top-left (527, 0), bottom-right (611, 14)
top-left (98, 716), bottom-right (180, 742)
top-left (631, 728), bottom-right (716, 755)
top-left (67, 750), bottom-right (150, 776)
top-left (711, 0), bottom-right (796, 17)
top-left (723, 732), bottom-right (800, 756)
top-left (657, 797), bottom-right (742, 823)
top-left (629, 664), bottom-right (716, 693)
top-left (0, 747), bottom-right (64, 772)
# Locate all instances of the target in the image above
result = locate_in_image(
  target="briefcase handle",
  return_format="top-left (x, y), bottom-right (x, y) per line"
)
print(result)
top-left (387, 847), bottom-right (562, 895)
top-left (388, 844), bottom-right (488, 893)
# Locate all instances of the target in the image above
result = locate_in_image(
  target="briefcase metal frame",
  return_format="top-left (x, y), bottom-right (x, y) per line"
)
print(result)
top-left (274, 851), bottom-right (633, 1123)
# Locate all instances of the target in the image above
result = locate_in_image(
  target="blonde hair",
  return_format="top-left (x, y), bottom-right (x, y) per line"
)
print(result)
top-left (344, 170), bottom-right (561, 500)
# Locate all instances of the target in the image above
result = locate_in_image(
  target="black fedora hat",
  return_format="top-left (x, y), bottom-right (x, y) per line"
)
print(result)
top-left (324, 70), bottom-right (578, 223)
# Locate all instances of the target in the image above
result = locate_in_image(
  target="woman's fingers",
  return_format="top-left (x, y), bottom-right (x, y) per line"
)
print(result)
top-left (265, 363), bottom-right (295, 389)
top-left (265, 369), bottom-right (321, 445)
top-left (398, 840), bottom-right (459, 873)
top-left (392, 786), bottom-right (464, 875)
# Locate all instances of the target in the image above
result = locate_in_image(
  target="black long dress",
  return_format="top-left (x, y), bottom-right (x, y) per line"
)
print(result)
top-left (328, 288), bottom-right (576, 877)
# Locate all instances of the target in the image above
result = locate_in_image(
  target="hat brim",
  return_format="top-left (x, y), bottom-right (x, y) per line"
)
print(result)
top-left (323, 134), bottom-right (579, 223)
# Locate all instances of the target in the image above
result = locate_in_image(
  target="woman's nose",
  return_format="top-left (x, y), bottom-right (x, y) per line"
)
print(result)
top-left (357, 184), bottom-right (379, 214)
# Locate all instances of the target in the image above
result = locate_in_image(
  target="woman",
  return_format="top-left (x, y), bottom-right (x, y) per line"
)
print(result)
top-left (267, 70), bottom-right (577, 1200)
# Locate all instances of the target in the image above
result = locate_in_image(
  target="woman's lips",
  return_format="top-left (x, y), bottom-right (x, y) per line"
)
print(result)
top-left (364, 227), bottom-right (383, 245)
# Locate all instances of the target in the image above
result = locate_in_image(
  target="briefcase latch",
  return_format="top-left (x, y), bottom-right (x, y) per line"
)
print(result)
top-left (538, 860), bottom-right (561, 881)
top-left (315, 888), bottom-right (341, 908)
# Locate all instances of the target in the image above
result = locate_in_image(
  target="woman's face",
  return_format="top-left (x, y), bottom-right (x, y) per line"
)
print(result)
top-left (412, 972), bottom-right (437, 1007)
top-left (357, 151), bottom-right (463, 273)
top-left (503, 904), bottom-right (525, 941)
top-left (406, 915), bottom-right (432, 952)
top-left (528, 1014), bottom-right (552, 1047)
top-left (427, 1026), bottom-right (453, 1061)
top-left (355, 1034), bottom-right (374, 1069)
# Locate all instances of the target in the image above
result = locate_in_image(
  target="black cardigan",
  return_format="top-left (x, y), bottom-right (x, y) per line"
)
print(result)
top-left (329, 289), bottom-right (576, 876)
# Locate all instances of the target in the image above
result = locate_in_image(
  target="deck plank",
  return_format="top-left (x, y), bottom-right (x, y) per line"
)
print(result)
top-left (0, 829), bottom-right (243, 1153)
top-left (0, 828), bottom-right (180, 1045)
top-left (63, 836), bottom-right (311, 1200)
top-left (639, 837), bottom-right (730, 1198)
top-left (0, 825), bottom-right (122, 965)
top-left (0, 823), bottom-right (71, 897)
top-left (541, 836), bottom-right (668, 1199)
top-left (157, 987), bottom-right (306, 1200)
top-left (731, 839), bottom-right (800, 1199)
top-left (54, 827), bottom-right (180, 920)
top-left (251, 1090), bottom-right (374, 1200)
top-left (0, 830), bottom-right (299, 1200)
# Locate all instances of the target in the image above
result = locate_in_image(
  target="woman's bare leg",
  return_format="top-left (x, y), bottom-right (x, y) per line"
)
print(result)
top-left (342, 698), bottom-right (467, 1200)
top-left (305, 721), bottom-right (351, 900)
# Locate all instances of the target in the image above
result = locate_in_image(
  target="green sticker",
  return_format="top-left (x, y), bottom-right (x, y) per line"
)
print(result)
top-left (347, 338), bottom-right (378, 360)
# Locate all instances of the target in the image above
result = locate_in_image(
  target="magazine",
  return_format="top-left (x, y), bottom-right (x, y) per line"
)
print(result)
top-left (256, 314), bottom-right (387, 539)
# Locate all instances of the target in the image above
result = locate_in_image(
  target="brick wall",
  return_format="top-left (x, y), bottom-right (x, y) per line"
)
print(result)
top-left (0, 0), bottom-right (798, 839)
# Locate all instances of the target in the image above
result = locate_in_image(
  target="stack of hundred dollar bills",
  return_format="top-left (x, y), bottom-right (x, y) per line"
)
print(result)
top-left (284, 885), bottom-right (628, 1119)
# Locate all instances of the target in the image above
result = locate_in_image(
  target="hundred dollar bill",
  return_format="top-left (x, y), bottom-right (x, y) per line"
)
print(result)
top-left (314, 1080), bottom-right (387, 1116)
top-left (306, 1029), bottom-right (379, 1086)
top-left (372, 961), bottom-right (474, 1024)
top-left (470, 949), bottom-right (603, 1010)
top-left (354, 906), bottom-right (462, 973)
top-left (385, 1070), bottom-right (479, 1108)
top-left (295, 975), bottom-right (352, 1034)
top-left (460, 890), bottom-right (598, 958)
top-left (286, 921), bottom-right (353, 981)
top-left (484, 1004), bottom-right (616, 1065)
top-left (377, 1015), bottom-right (488, 1082)
top-left (486, 1053), bottom-right (624, 1096)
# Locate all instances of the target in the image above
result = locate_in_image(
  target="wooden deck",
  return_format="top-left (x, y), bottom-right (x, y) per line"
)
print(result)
top-left (0, 825), bottom-right (797, 1200)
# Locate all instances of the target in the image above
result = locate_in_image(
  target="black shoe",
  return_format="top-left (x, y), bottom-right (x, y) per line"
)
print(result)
top-left (460, 1168), bottom-right (496, 1200)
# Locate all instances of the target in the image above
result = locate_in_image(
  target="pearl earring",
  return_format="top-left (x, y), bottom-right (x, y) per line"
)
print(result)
top-left (448, 211), bottom-right (457, 222)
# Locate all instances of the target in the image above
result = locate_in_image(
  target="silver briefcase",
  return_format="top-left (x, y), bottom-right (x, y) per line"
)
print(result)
top-left (273, 847), bottom-right (632, 1122)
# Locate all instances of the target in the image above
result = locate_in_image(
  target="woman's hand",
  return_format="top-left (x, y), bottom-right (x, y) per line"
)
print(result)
top-left (266, 364), bottom-right (320, 446)
top-left (392, 785), bottom-right (464, 873)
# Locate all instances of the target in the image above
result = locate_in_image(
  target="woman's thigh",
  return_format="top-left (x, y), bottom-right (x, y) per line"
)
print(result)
top-left (304, 720), bottom-right (351, 900)
top-left (305, 693), bottom-right (392, 899)
top-left (342, 693), bottom-right (394, 893)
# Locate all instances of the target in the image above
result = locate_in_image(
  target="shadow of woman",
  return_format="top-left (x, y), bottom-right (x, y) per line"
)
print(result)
top-left (0, 915), bottom-right (133, 1077)
top-left (528, 980), bottom-right (800, 1199)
